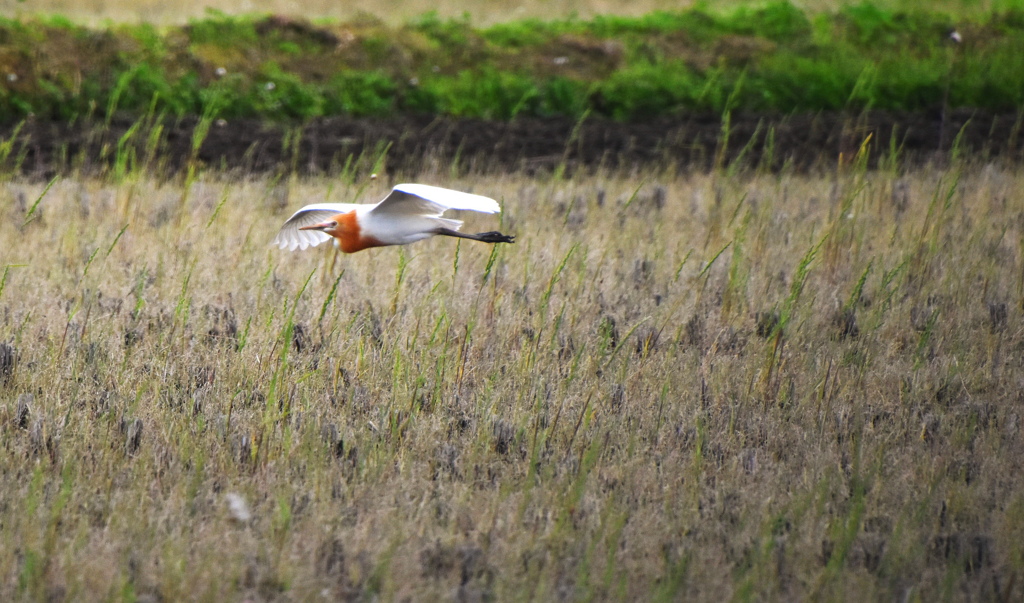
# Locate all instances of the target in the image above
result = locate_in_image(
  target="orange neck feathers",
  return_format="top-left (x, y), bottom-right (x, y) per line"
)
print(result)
top-left (326, 212), bottom-right (384, 254)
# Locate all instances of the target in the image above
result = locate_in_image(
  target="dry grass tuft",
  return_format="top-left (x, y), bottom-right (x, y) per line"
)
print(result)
top-left (1, 161), bottom-right (1023, 599)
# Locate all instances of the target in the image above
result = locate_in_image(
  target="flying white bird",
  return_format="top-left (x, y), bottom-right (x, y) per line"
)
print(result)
top-left (273, 183), bottom-right (515, 253)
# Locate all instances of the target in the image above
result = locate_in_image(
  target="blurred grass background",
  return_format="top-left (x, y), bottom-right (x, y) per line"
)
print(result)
top-left (1, 155), bottom-right (1022, 599)
top-left (8, 0), bottom-right (1020, 26)
top-left (1, 0), bottom-right (1023, 600)
top-left (1, 1), bottom-right (1023, 123)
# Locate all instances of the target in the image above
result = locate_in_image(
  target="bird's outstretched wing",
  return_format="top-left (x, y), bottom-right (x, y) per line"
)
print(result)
top-left (273, 203), bottom-right (360, 250)
top-left (370, 184), bottom-right (501, 218)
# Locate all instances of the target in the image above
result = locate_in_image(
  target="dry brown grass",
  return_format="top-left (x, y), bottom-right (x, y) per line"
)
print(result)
top-left (3, 0), bottom-right (705, 25)
top-left (0, 0), bottom-right (1003, 25)
top-left (1, 159), bottom-right (1023, 600)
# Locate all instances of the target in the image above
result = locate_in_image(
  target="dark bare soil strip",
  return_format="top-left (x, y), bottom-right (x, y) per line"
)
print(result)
top-left (7, 108), bottom-right (1024, 178)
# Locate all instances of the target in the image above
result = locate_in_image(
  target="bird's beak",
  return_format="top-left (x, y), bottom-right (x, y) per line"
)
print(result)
top-left (299, 222), bottom-right (331, 232)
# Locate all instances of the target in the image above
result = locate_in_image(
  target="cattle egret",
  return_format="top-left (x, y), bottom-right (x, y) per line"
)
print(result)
top-left (273, 183), bottom-right (515, 254)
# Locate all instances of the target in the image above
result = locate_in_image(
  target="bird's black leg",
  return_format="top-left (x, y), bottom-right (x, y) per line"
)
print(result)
top-left (471, 231), bottom-right (516, 244)
top-left (436, 228), bottom-right (515, 244)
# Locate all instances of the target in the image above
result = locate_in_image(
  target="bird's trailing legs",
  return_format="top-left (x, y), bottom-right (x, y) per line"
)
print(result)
top-left (434, 228), bottom-right (515, 244)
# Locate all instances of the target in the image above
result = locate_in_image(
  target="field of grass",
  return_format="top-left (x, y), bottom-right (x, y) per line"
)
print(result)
top-left (10, 0), bottom-right (1018, 26)
top-left (1, 143), bottom-right (1022, 599)
top-left (2, 2), bottom-right (1024, 122)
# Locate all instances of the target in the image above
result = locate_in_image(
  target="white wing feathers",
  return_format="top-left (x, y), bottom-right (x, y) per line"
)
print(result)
top-left (372, 184), bottom-right (501, 217)
top-left (273, 203), bottom-right (360, 250)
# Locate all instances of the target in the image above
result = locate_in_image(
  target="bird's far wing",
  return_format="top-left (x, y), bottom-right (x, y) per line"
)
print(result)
top-left (370, 184), bottom-right (501, 218)
top-left (273, 203), bottom-right (360, 251)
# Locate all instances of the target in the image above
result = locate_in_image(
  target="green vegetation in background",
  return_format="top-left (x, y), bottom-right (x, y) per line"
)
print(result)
top-left (0, 1), bottom-right (1023, 122)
